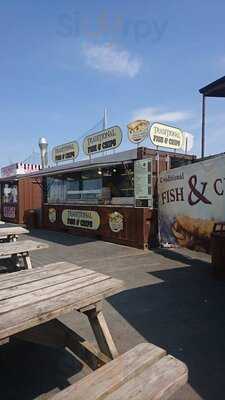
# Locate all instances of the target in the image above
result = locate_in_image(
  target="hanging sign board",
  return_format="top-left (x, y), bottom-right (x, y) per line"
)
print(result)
top-left (150, 122), bottom-right (183, 150)
top-left (62, 209), bottom-right (100, 230)
top-left (83, 126), bottom-right (122, 156)
top-left (127, 120), bottom-right (150, 144)
top-left (134, 158), bottom-right (153, 204)
top-left (52, 141), bottom-right (79, 163)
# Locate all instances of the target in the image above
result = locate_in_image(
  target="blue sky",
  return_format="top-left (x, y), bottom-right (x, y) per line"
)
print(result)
top-left (1, 0), bottom-right (225, 166)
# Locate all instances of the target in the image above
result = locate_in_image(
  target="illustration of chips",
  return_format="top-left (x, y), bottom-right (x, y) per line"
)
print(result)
top-left (171, 215), bottom-right (215, 252)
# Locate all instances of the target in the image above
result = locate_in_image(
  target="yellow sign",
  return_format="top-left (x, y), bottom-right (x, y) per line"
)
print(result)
top-left (150, 122), bottom-right (183, 150)
top-left (109, 212), bottom-right (124, 233)
top-left (127, 120), bottom-right (149, 144)
top-left (83, 126), bottom-right (122, 155)
top-left (52, 141), bottom-right (79, 162)
top-left (62, 209), bottom-right (100, 230)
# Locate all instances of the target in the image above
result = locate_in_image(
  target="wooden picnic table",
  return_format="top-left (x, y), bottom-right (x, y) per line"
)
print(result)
top-left (0, 224), bottom-right (29, 242)
top-left (0, 263), bottom-right (188, 399)
top-left (0, 262), bottom-right (124, 367)
top-left (0, 239), bottom-right (49, 269)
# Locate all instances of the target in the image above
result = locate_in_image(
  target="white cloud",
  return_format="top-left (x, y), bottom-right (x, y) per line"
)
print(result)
top-left (132, 107), bottom-right (192, 123)
top-left (82, 42), bottom-right (141, 78)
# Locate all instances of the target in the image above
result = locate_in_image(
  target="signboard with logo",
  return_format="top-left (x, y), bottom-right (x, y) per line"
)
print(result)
top-left (52, 141), bottom-right (79, 163)
top-left (127, 120), bottom-right (150, 144)
top-left (1, 164), bottom-right (18, 178)
top-left (62, 209), bottom-right (100, 230)
top-left (83, 126), bottom-right (122, 156)
top-left (109, 212), bottom-right (124, 233)
top-left (150, 122), bottom-right (184, 150)
top-left (134, 159), bottom-right (153, 206)
top-left (158, 155), bottom-right (225, 252)
top-left (48, 208), bottom-right (57, 223)
top-left (3, 206), bottom-right (16, 219)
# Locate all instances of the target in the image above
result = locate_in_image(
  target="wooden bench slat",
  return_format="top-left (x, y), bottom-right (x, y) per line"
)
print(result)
top-left (0, 227), bottom-right (29, 236)
top-left (52, 343), bottom-right (165, 400)
top-left (0, 273), bottom-right (111, 314)
top-left (104, 355), bottom-right (187, 400)
top-left (0, 240), bottom-right (48, 257)
top-left (0, 277), bottom-right (123, 339)
top-left (0, 262), bottom-right (80, 286)
top-left (0, 268), bottom-right (99, 301)
top-left (51, 345), bottom-right (187, 400)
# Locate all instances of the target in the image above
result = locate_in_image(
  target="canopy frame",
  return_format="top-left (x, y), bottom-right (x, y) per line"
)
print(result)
top-left (199, 76), bottom-right (225, 157)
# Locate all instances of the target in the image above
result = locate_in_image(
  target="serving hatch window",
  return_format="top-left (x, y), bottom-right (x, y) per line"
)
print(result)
top-left (44, 172), bottom-right (103, 204)
top-left (103, 164), bottom-right (134, 198)
top-left (82, 178), bottom-right (102, 190)
top-left (44, 163), bottom-right (134, 204)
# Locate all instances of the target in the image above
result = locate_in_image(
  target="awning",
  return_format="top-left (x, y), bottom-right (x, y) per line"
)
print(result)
top-left (199, 76), bottom-right (225, 97)
top-left (32, 160), bottom-right (133, 178)
top-left (0, 149), bottom-right (138, 182)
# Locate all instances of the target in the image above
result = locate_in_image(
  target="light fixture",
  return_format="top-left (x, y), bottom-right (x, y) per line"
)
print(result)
top-left (97, 168), bottom-right (102, 175)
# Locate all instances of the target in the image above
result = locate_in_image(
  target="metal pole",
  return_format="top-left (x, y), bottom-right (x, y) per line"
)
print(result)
top-left (156, 152), bottom-right (161, 245)
top-left (103, 108), bottom-right (107, 130)
top-left (103, 108), bottom-right (108, 156)
top-left (201, 95), bottom-right (206, 158)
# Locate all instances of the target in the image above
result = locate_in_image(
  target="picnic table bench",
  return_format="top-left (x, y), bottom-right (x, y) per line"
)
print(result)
top-left (0, 225), bottom-right (29, 242)
top-left (52, 343), bottom-right (188, 400)
top-left (0, 262), bottom-right (188, 399)
top-left (0, 239), bottom-right (48, 269)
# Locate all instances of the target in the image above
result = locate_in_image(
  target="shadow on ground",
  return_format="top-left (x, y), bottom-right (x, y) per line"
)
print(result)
top-left (0, 258), bottom-right (19, 273)
top-left (28, 228), bottom-right (98, 247)
top-left (153, 247), bottom-right (210, 264)
top-left (109, 250), bottom-right (225, 400)
top-left (0, 339), bottom-right (83, 400)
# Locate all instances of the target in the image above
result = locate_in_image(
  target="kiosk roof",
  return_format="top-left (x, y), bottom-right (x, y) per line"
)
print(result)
top-left (199, 75), bottom-right (225, 97)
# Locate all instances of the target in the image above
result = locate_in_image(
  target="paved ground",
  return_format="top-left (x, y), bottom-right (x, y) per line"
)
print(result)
top-left (0, 229), bottom-right (224, 400)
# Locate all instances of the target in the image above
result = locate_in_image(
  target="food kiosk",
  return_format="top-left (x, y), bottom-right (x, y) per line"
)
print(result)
top-left (0, 163), bottom-right (42, 225)
top-left (31, 147), bottom-right (195, 249)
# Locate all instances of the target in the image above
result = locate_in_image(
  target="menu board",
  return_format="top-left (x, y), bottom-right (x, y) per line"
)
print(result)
top-left (134, 159), bottom-right (153, 205)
